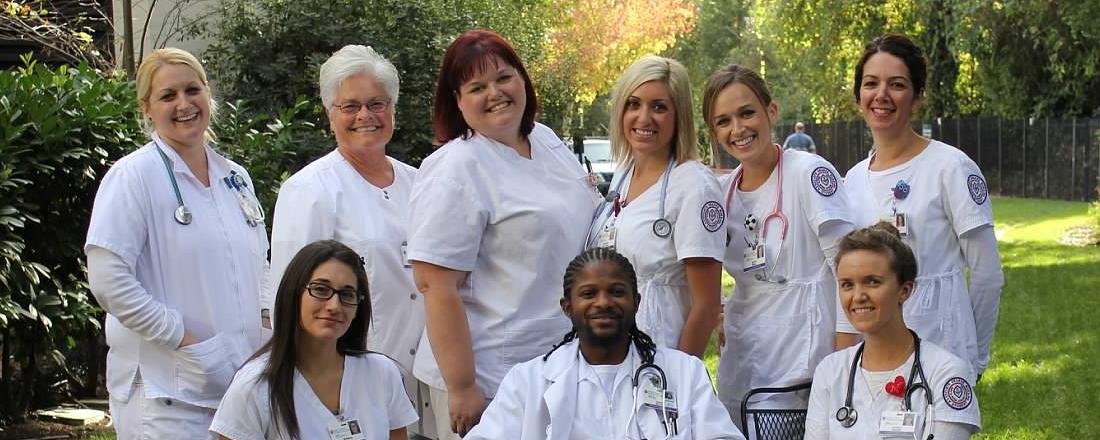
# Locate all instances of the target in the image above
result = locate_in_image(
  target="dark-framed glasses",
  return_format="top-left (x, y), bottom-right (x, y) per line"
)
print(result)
top-left (333, 99), bottom-right (390, 115)
top-left (305, 281), bottom-right (361, 305)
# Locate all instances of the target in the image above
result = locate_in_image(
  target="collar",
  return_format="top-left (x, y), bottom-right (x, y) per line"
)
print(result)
top-left (152, 132), bottom-right (234, 182)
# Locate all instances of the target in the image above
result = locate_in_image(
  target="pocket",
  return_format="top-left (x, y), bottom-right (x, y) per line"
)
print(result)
top-left (498, 317), bottom-right (569, 365)
top-left (747, 313), bottom-right (812, 389)
top-left (175, 333), bottom-right (235, 402)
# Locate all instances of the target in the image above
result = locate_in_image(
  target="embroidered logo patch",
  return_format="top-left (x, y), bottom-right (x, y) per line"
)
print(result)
top-left (942, 376), bottom-right (973, 410)
top-left (967, 174), bottom-right (988, 205)
top-left (811, 166), bottom-right (838, 197)
top-left (701, 201), bottom-right (726, 232)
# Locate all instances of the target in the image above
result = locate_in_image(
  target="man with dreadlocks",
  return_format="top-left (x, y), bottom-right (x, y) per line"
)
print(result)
top-left (466, 248), bottom-right (743, 439)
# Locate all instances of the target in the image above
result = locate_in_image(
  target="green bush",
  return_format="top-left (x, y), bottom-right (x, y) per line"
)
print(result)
top-left (0, 56), bottom-right (143, 421)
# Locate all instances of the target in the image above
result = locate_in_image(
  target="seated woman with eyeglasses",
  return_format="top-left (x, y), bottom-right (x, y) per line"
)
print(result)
top-left (211, 240), bottom-right (417, 440)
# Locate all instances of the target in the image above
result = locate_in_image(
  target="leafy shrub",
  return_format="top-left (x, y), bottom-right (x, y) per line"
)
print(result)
top-left (0, 55), bottom-right (143, 421)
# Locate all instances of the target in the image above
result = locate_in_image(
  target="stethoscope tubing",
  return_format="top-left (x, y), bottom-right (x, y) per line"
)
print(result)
top-left (153, 137), bottom-right (192, 225)
top-left (626, 362), bottom-right (674, 439)
top-left (589, 156), bottom-right (677, 246)
top-left (836, 330), bottom-right (933, 429)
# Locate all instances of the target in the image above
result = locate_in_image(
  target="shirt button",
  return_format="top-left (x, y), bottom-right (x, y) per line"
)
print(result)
top-left (410, 293), bottom-right (417, 300)
top-left (409, 348), bottom-right (416, 356)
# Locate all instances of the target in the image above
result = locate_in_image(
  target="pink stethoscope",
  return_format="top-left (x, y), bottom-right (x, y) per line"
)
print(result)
top-left (724, 145), bottom-right (790, 283)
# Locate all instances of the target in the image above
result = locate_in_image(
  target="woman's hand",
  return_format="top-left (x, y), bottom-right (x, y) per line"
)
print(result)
top-left (448, 384), bottom-right (487, 436)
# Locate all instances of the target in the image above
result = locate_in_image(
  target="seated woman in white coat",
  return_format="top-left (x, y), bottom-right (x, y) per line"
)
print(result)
top-left (211, 240), bottom-right (417, 440)
top-left (466, 248), bottom-right (743, 440)
top-left (587, 55), bottom-right (725, 357)
top-left (805, 224), bottom-right (980, 439)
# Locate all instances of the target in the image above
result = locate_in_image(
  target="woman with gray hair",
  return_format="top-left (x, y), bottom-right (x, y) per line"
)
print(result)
top-left (586, 55), bottom-right (725, 358)
top-left (266, 44), bottom-right (431, 437)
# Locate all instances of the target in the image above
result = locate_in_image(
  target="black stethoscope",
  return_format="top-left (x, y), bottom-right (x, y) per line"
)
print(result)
top-left (836, 330), bottom-right (934, 434)
top-left (625, 362), bottom-right (677, 439)
top-left (152, 135), bottom-right (264, 227)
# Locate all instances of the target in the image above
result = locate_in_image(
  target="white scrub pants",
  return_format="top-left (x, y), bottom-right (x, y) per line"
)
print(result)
top-left (407, 380), bottom-right (436, 439)
top-left (109, 374), bottom-right (216, 440)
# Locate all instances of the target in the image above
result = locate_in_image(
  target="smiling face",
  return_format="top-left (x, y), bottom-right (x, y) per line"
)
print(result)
top-left (455, 56), bottom-right (527, 144)
top-left (327, 73), bottom-right (394, 152)
top-left (298, 259), bottom-right (359, 344)
top-left (708, 82), bottom-right (778, 166)
top-left (620, 81), bottom-right (676, 159)
top-left (562, 260), bottom-right (639, 348)
top-left (858, 52), bottom-right (921, 136)
top-left (141, 63), bottom-right (211, 150)
top-left (837, 249), bottom-right (913, 335)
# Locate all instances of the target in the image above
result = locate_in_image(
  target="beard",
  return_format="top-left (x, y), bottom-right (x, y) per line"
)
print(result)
top-left (573, 314), bottom-right (634, 349)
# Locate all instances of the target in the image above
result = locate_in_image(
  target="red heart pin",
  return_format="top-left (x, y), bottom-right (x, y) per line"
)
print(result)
top-left (885, 375), bottom-right (906, 397)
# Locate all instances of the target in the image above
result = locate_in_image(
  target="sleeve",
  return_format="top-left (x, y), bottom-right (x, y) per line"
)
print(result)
top-left (930, 357), bottom-right (981, 431)
top-left (819, 220), bottom-right (858, 334)
top-left (209, 371), bottom-right (270, 440)
top-left (942, 152), bottom-right (994, 236)
top-left (87, 246), bottom-right (185, 348)
top-left (671, 166), bottom-right (726, 261)
top-left (463, 364), bottom-right (527, 440)
top-left (686, 357), bottom-right (746, 440)
top-left (381, 357), bottom-right (419, 429)
top-left (959, 225), bottom-right (1003, 374)
top-left (798, 157), bottom-right (853, 235)
top-left (85, 162), bottom-right (149, 268)
top-left (931, 421), bottom-right (977, 439)
top-left (266, 177), bottom-right (335, 312)
top-left (406, 172), bottom-right (488, 272)
top-left (803, 359), bottom-right (834, 440)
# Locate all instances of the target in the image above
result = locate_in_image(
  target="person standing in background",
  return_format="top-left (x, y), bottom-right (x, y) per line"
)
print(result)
top-left (782, 122), bottom-right (817, 153)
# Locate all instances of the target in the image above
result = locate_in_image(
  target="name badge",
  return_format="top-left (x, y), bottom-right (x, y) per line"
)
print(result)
top-left (327, 418), bottom-right (366, 440)
top-left (880, 212), bottom-right (909, 238)
top-left (401, 240), bottom-right (411, 268)
top-left (596, 220), bottom-right (618, 249)
top-left (642, 387), bottom-right (678, 416)
top-left (742, 243), bottom-right (766, 272)
top-left (878, 410), bottom-right (922, 438)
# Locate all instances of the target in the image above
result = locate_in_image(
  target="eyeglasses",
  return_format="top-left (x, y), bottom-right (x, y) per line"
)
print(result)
top-left (332, 99), bottom-right (390, 115)
top-left (305, 281), bottom-right (361, 306)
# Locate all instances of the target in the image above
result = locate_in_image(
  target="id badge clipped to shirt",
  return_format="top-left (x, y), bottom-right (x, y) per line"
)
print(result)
top-left (878, 410), bottom-right (923, 439)
top-left (401, 240), bottom-right (411, 268)
top-left (596, 218), bottom-right (618, 250)
top-left (880, 211), bottom-right (909, 238)
top-left (328, 418), bottom-right (366, 440)
top-left (742, 242), bottom-right (767, 272)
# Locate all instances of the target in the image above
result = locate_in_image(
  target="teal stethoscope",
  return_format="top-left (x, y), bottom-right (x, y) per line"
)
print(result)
top-left (587, 156), bottom-right (676, 246)
top-left (153, 136), bottom-right (264, 227)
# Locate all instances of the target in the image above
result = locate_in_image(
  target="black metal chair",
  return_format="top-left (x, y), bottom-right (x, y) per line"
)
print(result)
top-left (740, 381), bottom-right (813, 440)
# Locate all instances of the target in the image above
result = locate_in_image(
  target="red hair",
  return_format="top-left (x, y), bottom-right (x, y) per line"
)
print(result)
top-left (432, 29), bottom-right (538, 145)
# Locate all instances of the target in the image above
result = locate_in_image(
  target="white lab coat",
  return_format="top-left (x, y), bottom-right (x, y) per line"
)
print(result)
top-left (589, 160), bottom-right (727, 348)
top-left (717, 149), bottom-right (852, 412)
top-left (210, 352), bottom-right (418, 440)
top-left (466, 340), bottom-right (745, 440)
top-left (267, 150), bottom-right (423, 374)
top-left (85, 134), bottom-right (268, 409)
top-left (844, 140), bottom-right (1004, 374)
top-left (406, 123), bottom-right (601, 397)
top-left (804, 339), bottom-right (981, 439)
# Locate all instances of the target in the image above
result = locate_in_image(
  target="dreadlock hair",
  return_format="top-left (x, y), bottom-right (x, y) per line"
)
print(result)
top-left (544, 247), bottom-right (657, 365)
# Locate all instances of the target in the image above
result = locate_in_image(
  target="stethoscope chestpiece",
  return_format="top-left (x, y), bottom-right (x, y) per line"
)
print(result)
top-left (835, 405), bottom-right (857, 428)
top-left (174, 205), bottom-right (192, 225)
top-left (652, 218), bottom-right (672, 238)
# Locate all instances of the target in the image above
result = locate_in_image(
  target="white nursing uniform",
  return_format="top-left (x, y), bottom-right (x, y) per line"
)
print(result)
top-left (718, 149), bottom-right (852, 413)
top-left (844, 141), bottom-right (1002, 373)
top-left (210, 353), bottom-right (418, 440)
top-left (85, 135), bottom-right (267, 434)
top-left (407, 122), bottom-right (601, 397)
top-left (588, 160), bottom-right (727, 348)
top-left (466, 340), bottom-right (745, 440)
top-left (268, 150), bottom-right (423, 374)
top-left (804, 340), bottom-right (981, 439)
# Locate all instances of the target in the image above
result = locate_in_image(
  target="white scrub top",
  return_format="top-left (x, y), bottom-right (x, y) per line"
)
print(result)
top-left (588, 160), bottom-right (726, 348)
top-left (407, 123), bottom-right (601, 397)
top-left (844, 140), bottom-right (999, 372)
top-left (85, 134), bottom-right (268, 408)
top-left (718, 149), bottom-right (851, 410)
top-left (210, 352), bottom-right (418, 439)
top-left (805, 339), bottom-right (981, 439)
top-left (267, 150), bottom-right (423, 373)
top-left (466, 340), bottom-right (745, 440)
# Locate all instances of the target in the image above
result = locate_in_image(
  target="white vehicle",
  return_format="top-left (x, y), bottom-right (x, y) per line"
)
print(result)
top-left (577, 137), bottom-right (614, 195)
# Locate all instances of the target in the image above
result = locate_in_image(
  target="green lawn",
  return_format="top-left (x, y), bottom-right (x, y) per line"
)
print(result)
top-left (704, 196), bottom-right (1100, 439)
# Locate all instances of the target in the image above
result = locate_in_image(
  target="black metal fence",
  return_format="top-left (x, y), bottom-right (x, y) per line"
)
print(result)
top-left (716, 117), bottom-right (1100, 202)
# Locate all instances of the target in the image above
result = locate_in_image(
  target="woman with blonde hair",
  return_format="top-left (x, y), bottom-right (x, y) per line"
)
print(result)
top-left (587, 55), bottom-right (725, 357)
top-left (86, 47), bottom-right (268, 437)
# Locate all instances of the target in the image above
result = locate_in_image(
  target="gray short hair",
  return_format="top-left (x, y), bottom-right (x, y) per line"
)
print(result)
top-left (319, 45), bottom-right (400, 109)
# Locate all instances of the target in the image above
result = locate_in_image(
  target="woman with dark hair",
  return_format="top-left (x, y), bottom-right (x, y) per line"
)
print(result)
top-left (407, 29), bottom-right (600, 438)
top-left (805, 223), bottom-right (981, 439)
top-left (210, 240), bottom-right (417, 440)
top-left (842, 34), bottom-right (1003, 378)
